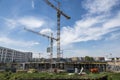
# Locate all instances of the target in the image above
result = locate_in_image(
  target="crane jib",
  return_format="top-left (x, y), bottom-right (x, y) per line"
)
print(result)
top-left (44, 0), bottom-right (70, 19)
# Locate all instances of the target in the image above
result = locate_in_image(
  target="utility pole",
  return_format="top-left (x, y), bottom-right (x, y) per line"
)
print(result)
top-left (44, 0), bottom-right (70, 59)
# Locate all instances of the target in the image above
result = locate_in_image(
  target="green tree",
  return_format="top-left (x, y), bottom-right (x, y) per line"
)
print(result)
top-left (85, 56), bottom-right (94, 62)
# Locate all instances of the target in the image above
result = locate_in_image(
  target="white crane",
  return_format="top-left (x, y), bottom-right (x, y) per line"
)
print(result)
top-left (24, 27), bottom-right (57, 72)
top-left (44, 0), bottom-right (71, 59)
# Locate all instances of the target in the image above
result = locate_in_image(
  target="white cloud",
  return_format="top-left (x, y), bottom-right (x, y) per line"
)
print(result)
top-left (5, 16), bottom-right (45, 29)
top-left (83, 0), bottom-right (119, 14)
top-left (106, 32), bottom-right (120, 40)
top-left (61, 12), bottom-right (120, 46)
top-left (60, 0), bottom-right (120, 47)
top-left (40, 28), bottom-right (53, 34)
top-left (103, 13), bottom-right (120, 30)
top-left (4, 19), bottom-right (17, 29)
top-left (63, 49), bottom-right (89, 58)
top-left (61, 17), bottom-right (101, 46)
top-left (0, 36), bottom-right (40, 48)
top-left (18, 17), bottom-right (45, 29)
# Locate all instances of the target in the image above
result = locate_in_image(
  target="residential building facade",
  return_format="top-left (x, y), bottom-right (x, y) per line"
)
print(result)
top-left (0, 46), bottom-right (32, 63)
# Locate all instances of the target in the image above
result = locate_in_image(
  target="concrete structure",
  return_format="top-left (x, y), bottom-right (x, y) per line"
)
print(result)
top-left (110, 57), bottom-right (120, 62)
top-left (67, 57), bottom-right (105, 62)
top-left (16, 57), bottom-right (107, 72)
top-left (17, 62), bottom-right (107, 72)
top-left (107, 58), bottom-right (120, 72)
top-left (0, 46), bottom-right (32, 63)
top-left (93, 57), bottom-right (105, 62)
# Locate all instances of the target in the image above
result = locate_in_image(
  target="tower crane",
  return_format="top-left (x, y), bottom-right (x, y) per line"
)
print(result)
top-left (24, 27), bottom-right (57, 41)
top-left (44, 0), bottom-right (71, 59)
top-left (24, 27), bottom-right (57, 71)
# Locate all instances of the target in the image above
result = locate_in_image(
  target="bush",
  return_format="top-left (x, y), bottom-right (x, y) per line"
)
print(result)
top-left (16, 70), bottom-right (27, 73)
top-left (27, 69), bottom-right (38, 73)
top-left (107, 73), bottom-right (120, 80)
top-left (0, 72), bottom-right (7, 80)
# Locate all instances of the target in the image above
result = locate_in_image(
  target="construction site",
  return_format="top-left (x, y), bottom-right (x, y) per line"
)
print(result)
top-left (0, 0), bottom-right (120, 80)
top-left (0, 45), bottom-right (116, 73)
top-left (0, 0), bottom-right (119, 73)
top-left (22, 0), bottom-right (106, 73)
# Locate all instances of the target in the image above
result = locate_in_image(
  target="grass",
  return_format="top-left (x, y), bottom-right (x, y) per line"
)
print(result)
top-left (0, 71), bottom-right (119, 80)
top-left (107, 72), bottom-right (120, 80)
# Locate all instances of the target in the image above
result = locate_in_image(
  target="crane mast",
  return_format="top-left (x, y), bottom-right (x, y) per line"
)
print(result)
top-left (44, 0), bottom-right (70, 59)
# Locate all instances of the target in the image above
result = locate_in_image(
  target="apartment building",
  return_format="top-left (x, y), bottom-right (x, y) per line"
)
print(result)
top-left (0, 46), bottom-right (32, 63)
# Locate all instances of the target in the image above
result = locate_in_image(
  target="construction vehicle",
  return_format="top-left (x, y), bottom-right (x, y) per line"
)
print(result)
top-left (90, 68), bottom-right (99, 73)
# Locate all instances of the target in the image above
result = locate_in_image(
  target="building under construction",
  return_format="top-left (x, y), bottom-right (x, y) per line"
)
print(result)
top-left (9, 57), bottom-right (107, 73)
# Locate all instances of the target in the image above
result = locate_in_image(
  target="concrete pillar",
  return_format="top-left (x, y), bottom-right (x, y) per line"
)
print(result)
top-left (22, 63), bottom-right (25, 70)
top-left (114, 58), bottom-right (117, 65)
top-left (75, 68), bottom-right (78, 73)
top-left (1, 49), bottom-right (3, 62)
top-left (12, 50), bottom-right (14, 62)
top-left (44, 63), bottom-right (46, 69)
top-left (4, 49), bottom-right (7, 63)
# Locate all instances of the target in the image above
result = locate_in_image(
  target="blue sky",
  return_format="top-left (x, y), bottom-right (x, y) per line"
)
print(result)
top-left (0, 0), bottom-right (120, 58)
